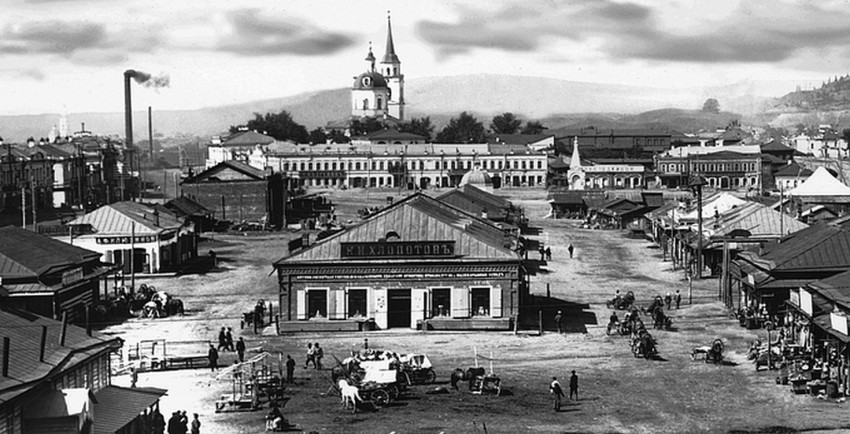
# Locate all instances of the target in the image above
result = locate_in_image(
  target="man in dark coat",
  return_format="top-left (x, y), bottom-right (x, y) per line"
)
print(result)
top-left (569, 370), bottom-right (579, 400)
top-left (236, 337), bottom-right (246, 363)
top-left (554, 310), bottom-right (563, 334)
top-left (208, 344), bottom-right (219, 371)
top-left (568, 244), bottom-right (574, 258)
top-left (286, 355), bottom-right (296, 383)
top-left (217, 327), bottom-right (227, 351)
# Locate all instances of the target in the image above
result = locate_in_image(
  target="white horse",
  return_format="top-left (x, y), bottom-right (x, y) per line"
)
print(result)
top-left (338, 379), bottom-right (362, 412)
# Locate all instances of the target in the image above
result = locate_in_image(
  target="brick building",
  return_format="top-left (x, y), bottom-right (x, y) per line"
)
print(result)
top-left (181, 160), bottom-right (285, 228)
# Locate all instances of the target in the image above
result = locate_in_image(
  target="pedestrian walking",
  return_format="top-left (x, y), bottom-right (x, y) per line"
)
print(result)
top-left (664, 292), bottom-right (672, 310)
top-left (568, 244), bottom-right (574, 258)
top-left (167, 411), bottom-right (180, 434)
top-left (190, 413), bottom-right (201, 434)
top-left (217, 327), bottom-right (227, 352)
top-left (550, 377), bottom-right (565, 411)
top-left (314, 342), bottom-right (324, 370)
top-left (304, 343), bottom-right (315, 369)
top-left (179, 411), bottom-right (188, 434)
top-left (225, 327), bottom-right (235, 352)
top-left (208, 344), bottom-right (219, 371)
top-left (539, 247), bottom-right (545, 261)
top-left (569, 370), bottom-right (579, 400)
top-left (236, 337), bottom-right (246, 363)
top-left (130, 365), bottom-right (138, 388)
top-left (151, 407), bottom-right (166, 434)
top-left (675, 290), bottom-right (682, 309)
top-left (545, 246), bottom-right (552, 261)
top-left (286, 355), bottom-right (296, 383)
top-left (554, 310), bottom-right (563, 334)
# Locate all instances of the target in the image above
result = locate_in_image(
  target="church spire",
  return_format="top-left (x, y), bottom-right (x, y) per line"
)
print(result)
top-left (569, 136), bottom-right (581, 169)
top-left (382, 11), bottom-right (400, 64)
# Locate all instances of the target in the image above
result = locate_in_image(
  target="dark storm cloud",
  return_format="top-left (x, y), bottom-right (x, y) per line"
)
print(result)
top-left (416, 0), bottom-right (654, 56)
top-left (0, 21), bottom-right (107, 54)
top-left (417, 1), bottom-right (850, 64)
top-left (0, 20), bottom-right (162, 64)
top-left (217, 9), bottom-right (355, 56)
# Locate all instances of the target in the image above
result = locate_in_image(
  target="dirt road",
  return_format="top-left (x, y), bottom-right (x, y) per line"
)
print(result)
top-left (108, 189), bottom-right (850, 433)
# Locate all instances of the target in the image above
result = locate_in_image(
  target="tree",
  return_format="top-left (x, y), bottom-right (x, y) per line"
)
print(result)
top-left (521, 120), bottom-right (547, 135)
top-left (308, 128), bottom-right (327, 145)
top-left (350, 118), bottom-right (385, 136)
top-left (398, 116), bottom-right (434, 140)
top-left (328, 129), bottom-right (349, 143)
top-left (230, 110), bottom-right (309, 143)
top-left (490, 112), bottom-right (522, 135)
top-left (435, 112), bottom-right (486, 143)
top-left (702, 98), bottom-right (720, 114)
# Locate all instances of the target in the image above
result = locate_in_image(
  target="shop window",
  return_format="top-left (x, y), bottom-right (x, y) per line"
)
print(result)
top-left (432, 288), bottom-right (451, 317)
top-left (348, 289), bottom-right (367, 318)
top-left (471, 287), bottom-right (490, 316)
top-left (308, 289), bottom-right (328, 318)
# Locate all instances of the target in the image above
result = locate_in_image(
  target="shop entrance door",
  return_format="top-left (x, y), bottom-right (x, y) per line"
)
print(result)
top-left (387, 289), bottom-right (411, 328)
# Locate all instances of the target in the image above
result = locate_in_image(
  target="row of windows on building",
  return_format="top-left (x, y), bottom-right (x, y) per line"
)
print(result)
top-left (659, 161), bottom-right (759, 173)
top-left (293, 174), bottom-right (545, 188)
top-left (281, 158), bottom-right (546, 173)
top-left (301, 287), bottom-right (496, 320)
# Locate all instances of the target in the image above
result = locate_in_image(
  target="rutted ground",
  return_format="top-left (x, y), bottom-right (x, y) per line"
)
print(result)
top-left (107, 189), bottom-right (850, 434)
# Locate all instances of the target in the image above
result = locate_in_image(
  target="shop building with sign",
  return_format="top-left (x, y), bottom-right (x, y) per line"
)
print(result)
top-left (60, 201), bottom-right (197, 275)
top-left (273, 193), bottom-right (525, 331)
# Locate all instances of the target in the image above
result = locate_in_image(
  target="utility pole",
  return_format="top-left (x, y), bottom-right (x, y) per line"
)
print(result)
top-left (31, 176), bottom-right (36, 232)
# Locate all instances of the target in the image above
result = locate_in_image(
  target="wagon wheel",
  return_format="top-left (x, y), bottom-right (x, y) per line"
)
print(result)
top-left (424, 369), bottom-right (437, 384)
top-left (370, 389), bottom-right (391, 407)
top-left (386, 384), bottom-right (399, 400)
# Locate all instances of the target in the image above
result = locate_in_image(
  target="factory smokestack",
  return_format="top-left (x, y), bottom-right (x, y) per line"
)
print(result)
top-left (124, 69), bottom-right (169, 199)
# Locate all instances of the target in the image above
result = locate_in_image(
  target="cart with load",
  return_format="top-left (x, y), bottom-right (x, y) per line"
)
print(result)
top-left (399, 354), bottom-right (436, 385)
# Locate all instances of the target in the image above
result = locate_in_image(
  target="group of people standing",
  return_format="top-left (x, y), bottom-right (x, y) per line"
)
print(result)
top-left (139, 407), bottom-right (201, 434)
top-left (207, 327), bottom-right (249, 371)
top-left (549, 371), bottom-right (579, 411)
top-left (305, 342), bottom-right (324, 370)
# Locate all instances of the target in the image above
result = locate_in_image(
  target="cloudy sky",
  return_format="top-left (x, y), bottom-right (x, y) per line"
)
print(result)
top-left (2, 0), bottom-right (850, 115)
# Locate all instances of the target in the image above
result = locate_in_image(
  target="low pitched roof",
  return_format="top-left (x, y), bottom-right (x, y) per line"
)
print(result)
top-left (222, 130), bottom-right (275, 147)
top-left (366, 129), bottom-right (427, 141)
top-left (93, 386), bottom-right (168, 434)
top-left (276, 193), bottom-right (518, 265)
top-left (0, 226), bottom-right (101, 278)
top-left (69, 201), bottom-right (184, 235)
top-left (808, 270), bottom-right (850, 311)
top-left (0, 308), bottom-right (122, 404)
top-left (165, 196), bottom-right (213, 218)
top-left (774, 163), bottom-right (813, 178)
top-left (738, 220), bottom-right (850, 273)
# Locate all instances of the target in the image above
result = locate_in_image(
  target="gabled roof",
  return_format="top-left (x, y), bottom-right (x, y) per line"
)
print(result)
top-left (808, 270), bottom-right (850, 311)
top-left (34, 144), bottom-right (73, 159)
top-left (436, 185), bottom-right (513, 221)
top-left (0, 307), bottom-right (122, 404)
top-left (275, 194), bottom-right (518, 265)
top-left (487, 143), bottom-right (536, 155)
top-left (678, 192), bottom-right (747, 222)
top-left (774, 163), bottom-right (813, 178)
top-left (739, 220), bottom-right (850, 272)
top-left (222, 130), bottom-right (275, 147)
top-left (547, 190), bottom-right (587, 205)
top-left (761, 139), bottom-right (795, 153)
top-left (0, 226), bottom-right (101, 278)
top-left (710, 202), bottom-right (808, 238)
top-left (788, 167), bottom-right (850, 197)
top-left (164, 196), bottom-right (213, 218)
top-left (489, 134), bottom-right (554, 145)
top-left (69, 201), bottom-right (184, 235)
top-left (183, 160), bottom-right (266, 183)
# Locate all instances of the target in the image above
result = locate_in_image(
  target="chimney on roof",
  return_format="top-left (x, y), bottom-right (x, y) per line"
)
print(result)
top-left (39, 325), bottom-right (47, 362)
top-left (2, 337), bottom-right (9, 377)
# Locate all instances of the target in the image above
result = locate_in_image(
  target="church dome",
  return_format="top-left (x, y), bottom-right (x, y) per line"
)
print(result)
top-left (460, 165), bottom-right (493, 187)
top-left (353, 72), bottom-right (388, 90)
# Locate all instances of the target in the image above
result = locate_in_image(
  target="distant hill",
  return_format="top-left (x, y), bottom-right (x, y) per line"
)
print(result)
top-left (0, 74), bottom-right (776, 142)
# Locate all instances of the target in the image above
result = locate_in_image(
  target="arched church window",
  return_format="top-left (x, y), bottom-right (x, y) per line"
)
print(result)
top-left (377, 98), bottom-right (383, 110)
top-left (363, 99), bottom-right (369, 110)
top-left (393, 67), bottom-right (398, 75)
